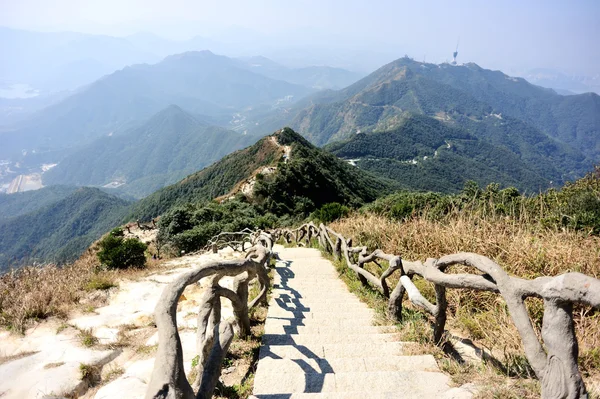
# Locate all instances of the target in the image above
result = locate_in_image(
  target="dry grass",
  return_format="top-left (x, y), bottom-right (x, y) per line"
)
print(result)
top-left (0, 241), bottom-right (168, 334)
top-left (329, 212), bottom-right (600, 394)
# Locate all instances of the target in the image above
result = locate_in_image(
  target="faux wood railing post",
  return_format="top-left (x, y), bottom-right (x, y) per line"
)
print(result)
top-left (302, 223), bottom-right (600, 399)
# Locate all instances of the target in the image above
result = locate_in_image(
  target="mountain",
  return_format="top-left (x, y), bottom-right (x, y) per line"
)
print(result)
top-left (0, 27), bottom-right (160, 92)
top-left (0, 51), bottom-right (313, 159)
top-left (0, 187), bottom-right (130, 269)
top-left (236, 56), bottom-right (363, 90)
top-left (285, 57), bottom-right (593, 187)
top-left (42, 105), bottom-right (255, 198)
top-left (382, 59), bottom-right (600, 160)
top-left (326, 114), bottom-right (553, 193)
top-left (0, 127), bottom-right (396, 267)
top-left (128, 127), bottom-right (398, 221)
top-left (0, 185), bottom-right (78, 219)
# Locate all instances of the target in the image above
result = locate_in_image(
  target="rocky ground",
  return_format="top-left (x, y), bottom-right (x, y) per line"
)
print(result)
top-left (0, 247), bottom-right (244, 399)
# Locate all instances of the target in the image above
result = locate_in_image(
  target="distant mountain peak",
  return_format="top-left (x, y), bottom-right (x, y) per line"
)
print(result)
top-left (145, 104), bottom-right (199, 126)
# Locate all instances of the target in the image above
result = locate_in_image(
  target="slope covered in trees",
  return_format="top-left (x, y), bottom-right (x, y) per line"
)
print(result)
top-left (42, 105), bottom-right (255, 198)
top-left (128, 127), bottom-right (398, 221)
top-left (0, 187), bottom-right (130, 269)
top-left (286, 57), bottom-right (594, 188)
top-left (0, 185), bottom-right (78, 219)
top-left (152, 127), bottom-right (399, 254)
top-left (326, 114), bottom-right (558, 192)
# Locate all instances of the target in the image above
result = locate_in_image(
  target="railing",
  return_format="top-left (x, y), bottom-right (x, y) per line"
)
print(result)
top-left (286, 222), bottom-right (600, 399)
top-left (146, 232), bottom-right (274, 399)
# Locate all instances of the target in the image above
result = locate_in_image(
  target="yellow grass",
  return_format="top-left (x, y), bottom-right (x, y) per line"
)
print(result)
top-left (0, 242), bottom-right (166, 334)
top-left (330, 212), bottom-right (600, 393)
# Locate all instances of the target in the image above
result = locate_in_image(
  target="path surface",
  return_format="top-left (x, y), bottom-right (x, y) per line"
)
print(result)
top-left (253, 247), bottom-right (474, 399)
top-left (0, 248), bottom-right (242, 399)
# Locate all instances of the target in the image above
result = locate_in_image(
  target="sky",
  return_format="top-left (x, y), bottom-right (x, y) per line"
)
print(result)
top-left (1, 0), bottom-right (599, 75)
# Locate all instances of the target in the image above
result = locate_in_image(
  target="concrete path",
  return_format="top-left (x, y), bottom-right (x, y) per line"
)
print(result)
top-left (253, 247), bottom-right (474, 399)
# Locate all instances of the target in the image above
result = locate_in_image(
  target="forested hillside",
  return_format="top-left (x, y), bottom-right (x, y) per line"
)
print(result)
top-left (326, 114), bottom-right (553, 192)
top-left (0, 187), bottom-right (130, 269)
top-left (128, 127), bottom-right (398, 221)
top-left (42, 105), bottom-right (255, 198)
top-left (0, 185), bottom-right (78, 219)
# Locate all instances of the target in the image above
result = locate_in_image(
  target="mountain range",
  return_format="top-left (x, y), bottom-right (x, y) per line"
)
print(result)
top-left (41, 105), bottom-right (256, 198)
top-left (0, 128), bottom-right (396, 266)
top-left (0, 51), bottom-right (314, 160)
top-left (278, 57), bottom-right (597, 188)
top-left (1, 53), bottom-right (599, 268)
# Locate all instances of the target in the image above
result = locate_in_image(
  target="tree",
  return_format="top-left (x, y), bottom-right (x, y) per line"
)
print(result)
top-left (97, 228), bottom-right (147, 269)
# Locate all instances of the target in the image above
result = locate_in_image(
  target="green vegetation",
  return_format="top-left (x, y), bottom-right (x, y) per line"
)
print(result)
top-left (311, 202), bottom-right (350, 223)
top-left (326, 114), bottom-right (557, 193)
top-left (157, 199), bottom-right (277, 254)
top-left (97, 228), bottom-right (147, 269)
top-left (43, 105), bottom-right (255, 198)
top-left (253, 128), bottom-right (397, 216)
top-left (291, 57), bottom-right (594, 189)
top-left (0, 185), bottom-right (77, 219)
top-left (365, 166), bottom-right (600, 235)
top-left (78, 328), bottom-right (99, 347)
top-left (155, 128), bottom-right (397, 253)
top-left (0, 187), bottom-right (130, 270)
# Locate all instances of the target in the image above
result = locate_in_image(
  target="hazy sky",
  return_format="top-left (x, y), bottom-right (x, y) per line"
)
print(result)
top-left (1, 0), bottom-right (599, 75)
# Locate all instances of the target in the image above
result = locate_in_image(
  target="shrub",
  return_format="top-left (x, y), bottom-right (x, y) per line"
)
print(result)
top-left (97, 229), bottom-right (147, 269)
top-left (312, 202), bottom-right (350, 224)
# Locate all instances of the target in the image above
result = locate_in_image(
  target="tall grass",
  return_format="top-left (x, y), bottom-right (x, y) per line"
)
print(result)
top-left (0, 241), bottom-right (162, 334)
top-left (331, 209), bottom-right (600, 388)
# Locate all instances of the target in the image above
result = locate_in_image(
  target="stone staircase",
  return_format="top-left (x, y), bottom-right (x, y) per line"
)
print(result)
top-left (252, 247), bottom-right (473, 399)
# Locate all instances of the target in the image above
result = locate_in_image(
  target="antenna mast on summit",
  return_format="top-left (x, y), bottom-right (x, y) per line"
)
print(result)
top-left (452, 38), bottom-right (459, 65)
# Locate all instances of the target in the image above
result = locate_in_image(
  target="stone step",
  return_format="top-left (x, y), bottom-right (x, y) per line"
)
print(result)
top-left (251, 393), bottom-right (404, 399)
top-left (265, 310), bottom-right (374, 320)
top-left (268, 299), bottom-right (370, 309)
top-left (252, 370), bottom-right (450, 395)
top-left (262, 333), bottom-right (400, 345)
top-left (264, 324), bottom-right (394, 335)
top-left (273, 268), bottom-right (337, 273)
top-left (255, 355), bottom-right (438, 375)
top-left (264, 317), bottom-right (375, 329)
top-left (270, 293), bottom-right (360, 300)
top-left (269, 301), bottom-right (375, 314)
top-left (259, 342), bottom-right (408, 360)
top-left (270, 292), bottom-right (361, 301)
top-left (271, 284), bottom-right (348, 290)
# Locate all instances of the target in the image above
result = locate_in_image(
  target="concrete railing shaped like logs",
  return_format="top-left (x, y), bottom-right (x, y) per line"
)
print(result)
top-left (145, 231), bottom-right (275, 399)
top-left (146, 222), bottom-right (599, 399)
top-left (280, 222), bottom-right (600, 399)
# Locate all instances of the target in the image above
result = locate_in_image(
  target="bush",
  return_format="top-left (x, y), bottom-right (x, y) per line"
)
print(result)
top-left (97, 229), bottom-right (147, 269)
top-left (312, 202), bottom-right (350, 224)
